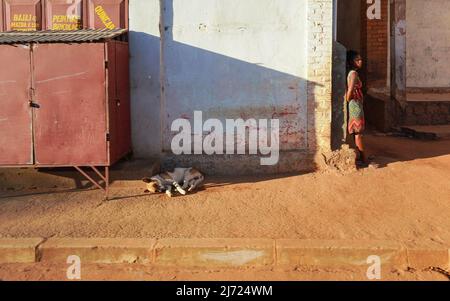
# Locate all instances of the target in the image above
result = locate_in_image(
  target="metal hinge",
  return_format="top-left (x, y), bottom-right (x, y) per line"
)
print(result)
top-left (106, 133), bottom-right (110, 142)
top-left (29, 101), bottom-right (40, 109)
top-left (105, 61), bottom-right (109, 69)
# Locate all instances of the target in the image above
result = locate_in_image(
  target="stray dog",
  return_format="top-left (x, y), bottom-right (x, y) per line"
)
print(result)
top-left (143, 167), bottom-right (204, 197)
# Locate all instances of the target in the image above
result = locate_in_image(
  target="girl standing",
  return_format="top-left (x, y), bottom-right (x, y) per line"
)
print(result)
top-left (346, 50), bottom-right (368, 166)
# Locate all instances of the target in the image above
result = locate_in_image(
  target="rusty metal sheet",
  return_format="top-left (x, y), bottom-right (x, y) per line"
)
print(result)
top-left (3, 0), bottom-right (43, 31)
top-left (0, 44), bottom-right (33, 165)
top-left (107, 40), bottom-right (130, 164)
top-left (0, 2), bottom-right (4, 32)
top-left (86, 0), bottom-right (128, 30)
top-left (32, 42), bottom-right (108, 166)
top-left (44, 0), bottom-right (83, 30)
top-left (0, 28), bottom-right (127, 44)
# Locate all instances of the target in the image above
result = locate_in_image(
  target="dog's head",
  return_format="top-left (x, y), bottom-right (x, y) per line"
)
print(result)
top-left (142, 178), bottom-right (159, 193)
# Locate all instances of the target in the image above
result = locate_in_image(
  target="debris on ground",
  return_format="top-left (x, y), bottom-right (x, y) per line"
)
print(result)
top-left (322, 144), bottom-right (357, 173)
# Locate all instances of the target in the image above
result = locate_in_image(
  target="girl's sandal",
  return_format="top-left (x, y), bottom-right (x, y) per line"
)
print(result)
top-left (356, 160), bottom-right (369, 168)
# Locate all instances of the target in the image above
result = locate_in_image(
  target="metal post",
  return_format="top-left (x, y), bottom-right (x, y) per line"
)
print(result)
top-left (105, 166), bottom-right (109, 201)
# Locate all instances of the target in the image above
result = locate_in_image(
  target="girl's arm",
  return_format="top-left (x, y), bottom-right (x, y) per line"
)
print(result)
top-left (345, 72), bottom-right (357, 102)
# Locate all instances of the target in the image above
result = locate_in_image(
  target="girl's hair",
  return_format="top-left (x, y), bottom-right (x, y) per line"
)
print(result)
top-left (347, 50), bottom-right (360, 70)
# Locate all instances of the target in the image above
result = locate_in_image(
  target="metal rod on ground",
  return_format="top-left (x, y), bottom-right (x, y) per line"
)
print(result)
top-left (90, 166), bottom-right (107, 183)
top-left (74, 166), bottom-right (104, 191)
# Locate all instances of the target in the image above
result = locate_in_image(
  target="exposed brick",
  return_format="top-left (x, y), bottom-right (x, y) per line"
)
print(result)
top-left (362, 0), bottom-right (389, 87)
top-left (307, 0), bottom-right (333, 154)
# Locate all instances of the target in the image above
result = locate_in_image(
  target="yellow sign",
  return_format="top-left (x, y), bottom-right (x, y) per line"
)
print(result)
top-left (52, 15), bottom-right (82, 30)
top-left (94, 6), bottom-right (116, 30)
top-left (11, 14), bottom-right (39, 31)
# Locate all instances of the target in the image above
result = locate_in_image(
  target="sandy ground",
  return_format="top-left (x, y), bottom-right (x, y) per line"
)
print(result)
top-left (0, 134), bottom-right (449, 247)
top-left (0, 263), bottom-right (448, 281)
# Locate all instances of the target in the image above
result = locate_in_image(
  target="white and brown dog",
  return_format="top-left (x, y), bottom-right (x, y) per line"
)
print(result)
top-left (143, 167), bottom-right (204, 197)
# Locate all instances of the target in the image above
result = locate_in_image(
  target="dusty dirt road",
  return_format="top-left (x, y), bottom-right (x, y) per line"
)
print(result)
top-left (0, 134), bottom-right (449, 247)
top-left (0, 262), bottom-right (448, 281)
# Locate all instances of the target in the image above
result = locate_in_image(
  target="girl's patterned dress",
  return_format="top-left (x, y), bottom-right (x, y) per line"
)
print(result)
top-left (347, 70), bottom-right (365, 134)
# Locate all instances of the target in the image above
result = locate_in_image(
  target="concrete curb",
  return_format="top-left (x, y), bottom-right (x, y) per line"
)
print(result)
top-left (0, 238), bottom-right (44, 263)
top-left (0, 238), bottom-right (448, 270)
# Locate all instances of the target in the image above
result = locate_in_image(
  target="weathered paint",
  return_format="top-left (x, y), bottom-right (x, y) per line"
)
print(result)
top-left (0, 0), bottom-right (129, 32)
top-left (3, 0), bottom-right (43, 31)
top-left (201, 250), bottom-right (265, 267)
top-left (161, 0), bottom-right (308, 152)
top-left (390, 0), bottom-right (406, 103)
top-left (44, 0), bottom-right (83, 30)
top-left (129, 0), bottom-right (334, 173)
top-left (0, 2), bottom-right (3, 31)
top-left (86, 0), bottom-right (128, 30)
top-left (33, 43), bottom-right (108, 165)
top-left (406, 0), bottom-right (450, 88)
top-left (0, 44), bottom-right (33, 165)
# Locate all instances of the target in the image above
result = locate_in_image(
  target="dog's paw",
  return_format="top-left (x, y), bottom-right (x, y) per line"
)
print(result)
top-left (176, 187), bottom-right (187, 195)
top-left (165, 190), bottom-right (173, 198)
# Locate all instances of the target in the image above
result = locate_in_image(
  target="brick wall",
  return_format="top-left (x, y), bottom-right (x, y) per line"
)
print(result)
top-left (307, 0), bottom-right (333, 157)
top-left (362, 0), bottom-right (389, 88)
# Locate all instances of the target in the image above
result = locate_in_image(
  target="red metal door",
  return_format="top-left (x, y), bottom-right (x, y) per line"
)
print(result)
top-left (32, 43), bottom-right (108, 166)
top-left (106, 39), bottom-right (117, 164)
top-left (107, 41), bottom-right (131, 164)
top-left (0, 44), bottom-right (33, 165)
top-left (86, 0), bottom-right (128, 30)
top-left (114, 41), bottom-right (131, 161)
top-left (3, 0), bottom-right (43, 31)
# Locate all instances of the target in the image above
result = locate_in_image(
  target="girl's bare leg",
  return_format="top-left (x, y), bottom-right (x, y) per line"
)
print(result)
top-left (355, 134), bottom-right (367, 163)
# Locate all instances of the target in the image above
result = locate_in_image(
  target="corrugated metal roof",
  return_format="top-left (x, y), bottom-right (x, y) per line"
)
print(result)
top-left (0, 29), bottom-right (127, 44)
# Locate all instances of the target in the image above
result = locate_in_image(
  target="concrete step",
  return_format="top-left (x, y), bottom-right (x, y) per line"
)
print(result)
top-left (0, 159), bottom-right (160, 191)
top-left (400, 125), bottom-right (450, 140)
top-left (407, 92), bottom-right (450, 102)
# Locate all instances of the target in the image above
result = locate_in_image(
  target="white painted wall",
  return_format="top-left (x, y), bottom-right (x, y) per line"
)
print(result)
top-left (129, 0), bottom-right (315, 157)
top-left (406, 0), bottom-right (450, 87)
top-left (162, 0), bottom-right (308, 152)
top-left (129, 0), bottom-right (161, 158)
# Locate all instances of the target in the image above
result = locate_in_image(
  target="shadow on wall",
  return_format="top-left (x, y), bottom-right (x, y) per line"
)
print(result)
top-left (129, 0), bottom-right (325, 176)
top-left (128, 29), bottom-right (162, 157)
